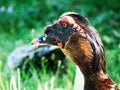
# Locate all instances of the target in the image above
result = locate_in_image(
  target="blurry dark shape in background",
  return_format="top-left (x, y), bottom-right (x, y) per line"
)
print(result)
top-left (5, 44), bottom-right (66, 76)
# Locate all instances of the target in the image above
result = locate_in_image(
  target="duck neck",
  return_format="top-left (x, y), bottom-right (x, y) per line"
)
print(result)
top-left (61, 31), bottom-right (119, 90)
top-left (83, 66), bottom-right (108, 90)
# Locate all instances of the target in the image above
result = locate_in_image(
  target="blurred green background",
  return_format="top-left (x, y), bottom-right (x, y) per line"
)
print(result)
top-left (0, 0), bottom-right (120, 90)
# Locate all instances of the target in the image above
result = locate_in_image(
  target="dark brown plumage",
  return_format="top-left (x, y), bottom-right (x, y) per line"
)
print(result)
top-left (31, 12), bottom-right (119, 90)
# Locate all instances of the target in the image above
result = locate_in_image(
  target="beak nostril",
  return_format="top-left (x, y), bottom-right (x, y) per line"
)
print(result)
top-left (44, 29), bottom-right (50, 35)
top-left (44, 25), bottom-right (52, 35)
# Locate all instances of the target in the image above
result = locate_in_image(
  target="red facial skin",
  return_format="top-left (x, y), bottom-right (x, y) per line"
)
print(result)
top-left (54, 16), bottom-right (82, 31)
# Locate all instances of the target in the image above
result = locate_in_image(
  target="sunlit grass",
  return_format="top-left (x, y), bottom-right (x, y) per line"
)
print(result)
top-left (0, 67), bottom-right (75, 90)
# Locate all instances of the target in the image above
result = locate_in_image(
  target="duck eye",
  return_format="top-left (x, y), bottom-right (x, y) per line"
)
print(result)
top-left (61, 22), bottom-right (68, 28)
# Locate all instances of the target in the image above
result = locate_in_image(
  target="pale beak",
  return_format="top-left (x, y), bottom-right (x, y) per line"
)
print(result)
top-left (31, 36), bottom-right (48, 46)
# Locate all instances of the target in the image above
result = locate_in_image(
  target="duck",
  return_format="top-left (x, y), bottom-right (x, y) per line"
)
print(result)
top-left (31, 12), bottom-right (119, 90)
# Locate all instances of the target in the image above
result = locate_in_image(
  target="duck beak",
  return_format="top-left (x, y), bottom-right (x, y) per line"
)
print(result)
top-left (31, 24), bottom-right (61, 46)
top-left (31, 34), bottom-right (58, 46)
top-left (31, 36), bottom-right (48, 46)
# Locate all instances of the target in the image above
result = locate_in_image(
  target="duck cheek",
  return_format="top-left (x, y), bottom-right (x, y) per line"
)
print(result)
top-left (54, 36), bottom-right (63, 48)
top-left (57, 42), bottom-right (63, 48)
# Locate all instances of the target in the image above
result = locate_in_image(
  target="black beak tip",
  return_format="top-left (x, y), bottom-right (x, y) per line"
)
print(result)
top-left (31, 42), bottom-right (34, 45)
top-left (31, 38), bottom-right (40, 45)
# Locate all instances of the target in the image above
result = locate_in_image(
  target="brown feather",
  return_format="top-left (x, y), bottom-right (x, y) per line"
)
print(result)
top-left (62, 32), bottom-right (119, 90)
